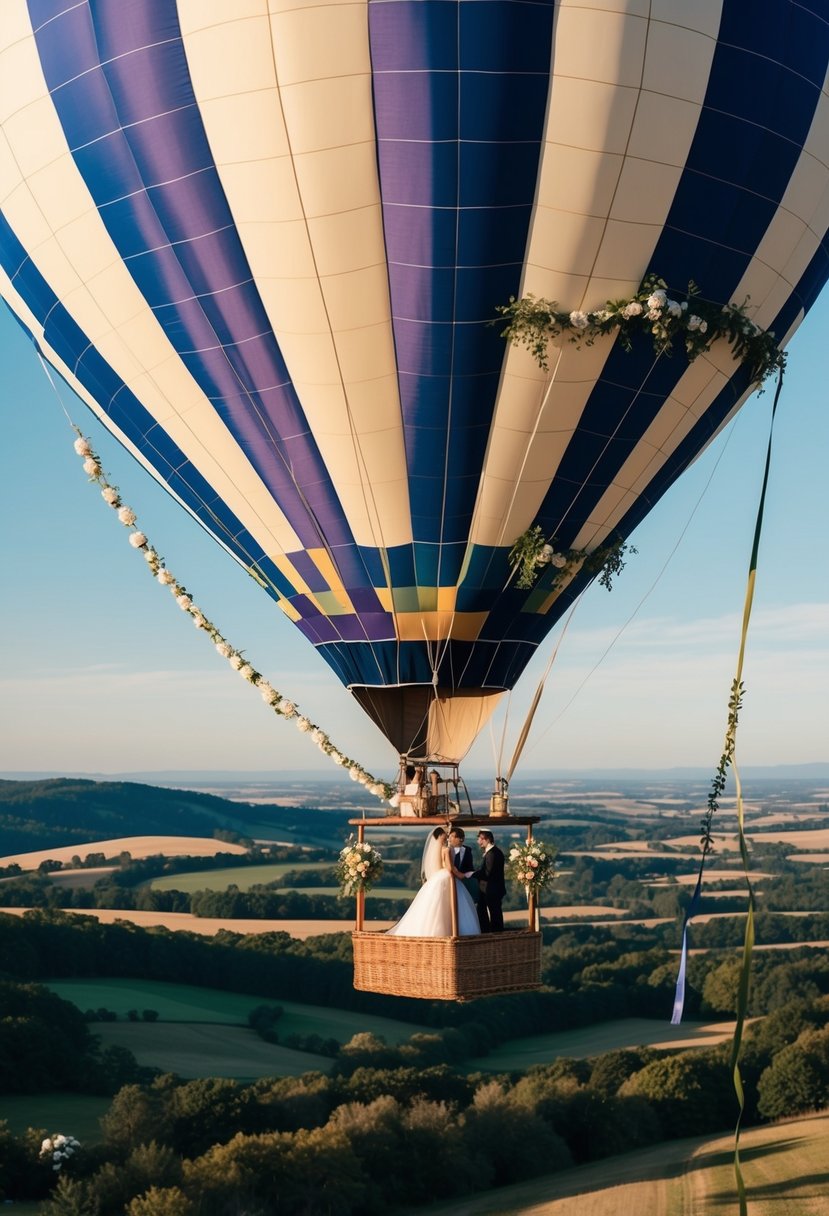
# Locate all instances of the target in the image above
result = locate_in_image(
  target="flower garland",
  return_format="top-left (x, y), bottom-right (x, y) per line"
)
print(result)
top-left (507, 838), bottom-right (557, 894)
top-left (336, 837), bottom-right (384, 896)
top-left (72, 430), bottom-right (393, 802)
top-left (497, 274), bottom-right (786, 386)
top-left (509, 525), bottom-right (636, 592)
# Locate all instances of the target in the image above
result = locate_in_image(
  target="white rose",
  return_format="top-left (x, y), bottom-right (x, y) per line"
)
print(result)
top-left (193, 614), bottom-right (206, 629)
top-left (687, 315), bottom-right (702, 331)
top-left (349, 767), bottom-right (361, 781)
top-left (331, 752), bottom-right (344, 765)
top-left (622, 301), bottom-right (643, 318)
top-left (296, 717), bottom-right (311, 732)
top-left (550, 552), bottom-right (568, 569)
top-left (647, 289), bottom-right (667, 309)
top-left (312, 729), bottom-right (325, 745)
top-left (277, 699), bottom-right (296, 718)
top-left (129, 531), bottom-right (147, 548)
top-left (176, 594), bottom-right (192, 610)
top-left (118, 506), bottom-right (137, 526)
top-left (667, 299), bottom-right (682, 318)
top-left (73, 437), bottom-right (92, 457)
top-left (699, 320), bottom-right (708, 334)
top-left (569, 310), bottom-right (589, 330)
top-left (229, 654), bottom-right (243, 670)
top-left (369, 783), bottom-right (385, 797)
top-left (157, 570), bottom-right (174, 585)
top-left (101, 486), bottom-right (119, 505)
top-left (215, 641), bottom-right (232, 658)
top-left (239, 664), bottom-right (255, 681)
top-left (83, 457), bottom-right (101, 478)
top-left (647, 308), bottom-right (661, 321)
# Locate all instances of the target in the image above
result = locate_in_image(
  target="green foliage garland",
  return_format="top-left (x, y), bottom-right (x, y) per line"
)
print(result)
top-left (497, 274), bottom-right (786, 386)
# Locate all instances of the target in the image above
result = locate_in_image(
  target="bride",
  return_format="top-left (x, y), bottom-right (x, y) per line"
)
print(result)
top-left (387, 828), bottom-right (480, 937)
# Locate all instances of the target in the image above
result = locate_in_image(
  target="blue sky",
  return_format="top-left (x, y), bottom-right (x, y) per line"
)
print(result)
top-left (0, 297), bottom-right (827, 783)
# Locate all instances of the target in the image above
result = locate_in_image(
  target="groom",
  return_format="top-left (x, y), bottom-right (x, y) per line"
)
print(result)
top-left (473, 830), bottom-right (506, 933)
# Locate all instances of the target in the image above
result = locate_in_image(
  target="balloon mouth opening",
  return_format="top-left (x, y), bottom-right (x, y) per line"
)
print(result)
top-left (349, 685), bottom-right (505, 761)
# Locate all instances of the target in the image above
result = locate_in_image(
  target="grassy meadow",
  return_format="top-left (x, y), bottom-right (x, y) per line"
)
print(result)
top-left (408, 1113), bottom-right (829, 1215)
top-left (49, 977), bottom-right (425, 1042)
top-left (2, 1092), bottom-right (111, 1140)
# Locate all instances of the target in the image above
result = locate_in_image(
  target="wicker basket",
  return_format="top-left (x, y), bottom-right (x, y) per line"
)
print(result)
top-left (352, 929), bottom-right (542, 1000)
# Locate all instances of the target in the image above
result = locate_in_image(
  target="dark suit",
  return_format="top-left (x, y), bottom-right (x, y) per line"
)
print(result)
top-left (452, 844), bottom-right (474, 876)
top-left (473, 845), bottom-right (505, 933)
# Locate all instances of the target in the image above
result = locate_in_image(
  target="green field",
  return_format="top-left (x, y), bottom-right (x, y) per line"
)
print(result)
top-left (49, 977), bottom-right (424, 1043)
top-left (2, 1093), bottom-right (111, 1141)
top-left (408, 1113), bottom-right (829, 1215)
top-left (47, 978), bottom-right (426, 1082)
top-left (146, 860), bottom-right (412, 896)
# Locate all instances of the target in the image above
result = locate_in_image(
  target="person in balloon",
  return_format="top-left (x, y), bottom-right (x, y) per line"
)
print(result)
top-left (386, 828), bottom-right (480, 937)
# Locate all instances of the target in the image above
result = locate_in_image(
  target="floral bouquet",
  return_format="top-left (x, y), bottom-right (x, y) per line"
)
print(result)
top-left (507, 839), bottom-right (557, 894)
top-left (336, 838), bottom-right (383, 896)
top-left (40, 1133), bottom-right (80, 1172)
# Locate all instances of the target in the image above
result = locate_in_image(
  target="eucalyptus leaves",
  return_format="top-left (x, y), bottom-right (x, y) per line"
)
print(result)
top-left (497, 274), bottom-right (786, 387)
top-left (509, 524), bottom-right (635, 593)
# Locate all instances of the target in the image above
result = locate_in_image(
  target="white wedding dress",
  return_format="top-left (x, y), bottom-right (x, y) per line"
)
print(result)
top-left (387, 835), bottom-right (480, 937)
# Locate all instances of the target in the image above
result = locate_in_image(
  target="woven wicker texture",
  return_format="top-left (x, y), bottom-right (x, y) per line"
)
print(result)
top-left (352, 929), bottom-right (542, 1000)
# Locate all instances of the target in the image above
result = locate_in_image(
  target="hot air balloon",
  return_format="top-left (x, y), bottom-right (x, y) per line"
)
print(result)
top-left (2, 2), bottom-right (828, 994)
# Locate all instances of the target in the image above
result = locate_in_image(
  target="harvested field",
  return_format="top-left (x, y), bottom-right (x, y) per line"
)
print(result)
top-left (0, 836), bottom-right (248, 870)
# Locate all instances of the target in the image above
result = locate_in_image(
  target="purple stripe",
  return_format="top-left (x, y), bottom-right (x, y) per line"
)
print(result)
top-left (30, 0), bottom-right (369, 575)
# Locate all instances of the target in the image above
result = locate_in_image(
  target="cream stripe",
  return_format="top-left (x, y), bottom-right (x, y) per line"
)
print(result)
top-left (471, 0), bottom-right (723, 549)
top-left (179, 1), bottom-right (412, 550)
top-left (0, 0), bottom-right (304, 561)
top-left (575, 54), bottom-right (829, 548)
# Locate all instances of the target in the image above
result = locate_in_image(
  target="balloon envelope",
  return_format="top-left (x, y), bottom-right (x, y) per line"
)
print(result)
top-left (2, 1), bottom-right (828, 759)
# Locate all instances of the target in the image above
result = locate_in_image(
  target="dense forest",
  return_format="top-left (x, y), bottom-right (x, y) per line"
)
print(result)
top-left (2, 911), bottom-right (829, 1213)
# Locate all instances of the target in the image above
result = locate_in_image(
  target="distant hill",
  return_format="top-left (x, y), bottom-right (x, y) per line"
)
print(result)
top-left (0, 778), bottom-right (351, 855)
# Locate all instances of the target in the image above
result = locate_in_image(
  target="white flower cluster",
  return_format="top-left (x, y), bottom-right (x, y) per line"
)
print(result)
top-left (499, 273), bottom-right (784, 386)
top-left (40, 1133), bottom-right (80, 1172)
top-left (70, 427), bottom-right (393, 804)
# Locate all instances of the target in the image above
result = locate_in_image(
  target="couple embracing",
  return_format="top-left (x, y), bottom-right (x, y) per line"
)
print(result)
top-left (387, 827), bottom-right (505, 938)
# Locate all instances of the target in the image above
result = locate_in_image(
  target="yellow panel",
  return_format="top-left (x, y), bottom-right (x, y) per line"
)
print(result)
top-left (437, 587), bottom-right (458, 613)
top-left (238, 219), bottom-right (317, 278)
top-left (272, 554), bottom-right (312, 596)
top-left (396, 613), bottom-right (488, 643)
top-left (277, 598), bottom-right (302, 623)
top-left (374, 586), bottom-right (393, 613)
top-left (307, 548), bottom-right (355, 613)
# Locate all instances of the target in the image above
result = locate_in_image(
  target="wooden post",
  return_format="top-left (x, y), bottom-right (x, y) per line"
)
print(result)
top-left (356, 822), bottom-right (365, 932)
top-left (526, 824), bottom-right (534, 930)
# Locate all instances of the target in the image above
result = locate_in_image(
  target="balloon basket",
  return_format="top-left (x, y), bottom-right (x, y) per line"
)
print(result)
top-left (352, 929), bottom-right (542, 1001)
